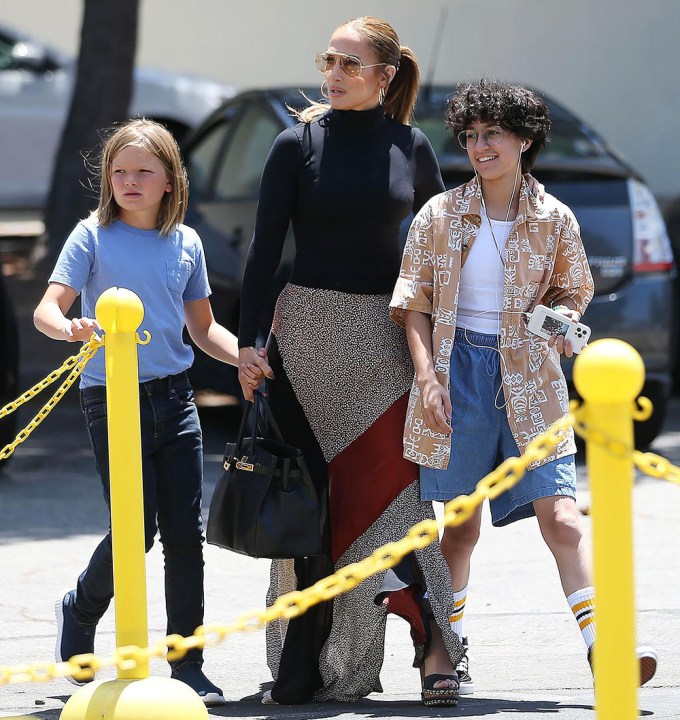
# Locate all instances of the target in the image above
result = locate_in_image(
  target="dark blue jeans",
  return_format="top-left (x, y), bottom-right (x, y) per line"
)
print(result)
top-left (76, 371), bottom-right (204, 667)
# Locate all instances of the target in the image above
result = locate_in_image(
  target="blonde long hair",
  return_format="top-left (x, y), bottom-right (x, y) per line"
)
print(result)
top-left (93, 119), bottom-right (188, 236)
top-left (294, 16), bottom-right (420, 126)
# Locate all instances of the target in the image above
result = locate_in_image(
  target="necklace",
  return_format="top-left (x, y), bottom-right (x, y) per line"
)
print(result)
top-left (475, 152), bottom-right (523, 264)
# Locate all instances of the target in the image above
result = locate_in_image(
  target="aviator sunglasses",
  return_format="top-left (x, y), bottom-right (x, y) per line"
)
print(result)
top-left (315, 51), bottom-right (388, 78)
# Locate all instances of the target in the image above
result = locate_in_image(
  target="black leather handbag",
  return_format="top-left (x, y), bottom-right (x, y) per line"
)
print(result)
top-left (206, 390), bottom-right (324, 559)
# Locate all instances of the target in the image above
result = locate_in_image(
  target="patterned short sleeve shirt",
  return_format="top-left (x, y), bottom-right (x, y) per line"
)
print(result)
top-left (390, 177), bottom-right (594, 470)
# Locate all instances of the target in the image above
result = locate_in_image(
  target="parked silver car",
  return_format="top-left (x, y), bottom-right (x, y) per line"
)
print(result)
top-left (0, 23), bottom-right (235, 235)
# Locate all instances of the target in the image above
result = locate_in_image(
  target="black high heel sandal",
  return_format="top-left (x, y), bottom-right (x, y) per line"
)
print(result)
top-left (420, 611), bottom-right (460, 707)
top-left (420, 667), bottom-right (459, 707)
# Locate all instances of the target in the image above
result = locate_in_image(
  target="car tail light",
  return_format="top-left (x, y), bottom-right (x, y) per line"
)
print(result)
top-left (629, 178), bottom-right (674, 273)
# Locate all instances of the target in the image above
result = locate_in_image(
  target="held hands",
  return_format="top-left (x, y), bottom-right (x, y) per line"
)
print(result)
top-left (420, 379), bottom-right (453, 435)
top-left (65, 317), bottom-right (101, 343)
top-left (548, 307), bottom-right (582, 358)
top-left (238, 346), bottom-right (275, 402)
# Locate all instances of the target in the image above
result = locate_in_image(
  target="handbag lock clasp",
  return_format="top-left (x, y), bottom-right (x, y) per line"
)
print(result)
top-left (236, 456), bottom-right (254, 472)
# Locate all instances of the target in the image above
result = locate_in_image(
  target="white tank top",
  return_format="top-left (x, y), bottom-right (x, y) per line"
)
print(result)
top-left (457, 210), bottom-right (514, 334)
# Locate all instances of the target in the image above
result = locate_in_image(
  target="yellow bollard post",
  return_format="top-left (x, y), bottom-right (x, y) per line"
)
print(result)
top-left (97, 286), bottom-right (149, 678)
top-left (573, 338), bottom-right (644, 720)
top-left (61, 288), bottom-right (207, 720)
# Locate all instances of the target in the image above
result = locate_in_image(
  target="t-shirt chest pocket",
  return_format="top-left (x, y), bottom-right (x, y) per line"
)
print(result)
top-left (166, 260), bottom-right (192, 295)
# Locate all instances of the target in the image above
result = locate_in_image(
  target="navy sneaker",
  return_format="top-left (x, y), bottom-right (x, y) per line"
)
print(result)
top-left (55, 589), bottom-right (96, 686)
top-left (171, 662), bottom-right (226, 706)
top-left (456, 637), bottom-right (475, 695)
top-left (587, 644), bottom-right (658, 687)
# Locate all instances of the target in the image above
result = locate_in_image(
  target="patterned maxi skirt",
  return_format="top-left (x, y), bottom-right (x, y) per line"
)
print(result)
top-left (264, 284), bottom-right (463, 703)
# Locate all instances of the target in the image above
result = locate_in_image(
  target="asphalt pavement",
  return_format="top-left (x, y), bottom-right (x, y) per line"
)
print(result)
top-left (2, 272), bottom-right (680, 719)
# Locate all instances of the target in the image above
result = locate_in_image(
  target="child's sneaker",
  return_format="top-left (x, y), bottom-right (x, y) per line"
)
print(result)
top-left (587, 644), bottom-right (658, 687)
top-left (456, 637), bottom-right (474, 695)
top-left (171, 662), bottom-right (226, 706)
top-left (55, 589), bottom-right (96, 686)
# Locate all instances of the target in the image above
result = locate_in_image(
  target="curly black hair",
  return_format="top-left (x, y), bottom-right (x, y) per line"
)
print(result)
top-left (445, 78), bottom-right (550, 173)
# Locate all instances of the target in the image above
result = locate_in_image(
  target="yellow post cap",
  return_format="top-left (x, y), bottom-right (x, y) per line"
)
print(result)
top-left (95, 287), bottom-right (145, 334)
top-left (573, 338), bottom-right (645, 404)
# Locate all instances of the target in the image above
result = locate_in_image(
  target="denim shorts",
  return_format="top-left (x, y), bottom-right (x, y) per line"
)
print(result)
top-left (420, 327), bottom-right (576, 526)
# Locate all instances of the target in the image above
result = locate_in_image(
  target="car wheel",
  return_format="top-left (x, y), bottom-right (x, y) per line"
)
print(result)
top-left (634, 382), bottom-right (668, 450)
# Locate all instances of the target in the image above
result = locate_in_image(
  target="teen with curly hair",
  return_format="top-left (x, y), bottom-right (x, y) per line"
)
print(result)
top-left (391, 78), bottom-right (658, 692)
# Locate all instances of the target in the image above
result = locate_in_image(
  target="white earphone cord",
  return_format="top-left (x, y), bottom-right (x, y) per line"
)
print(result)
top-left (465, 143), bottom-right (525, 410)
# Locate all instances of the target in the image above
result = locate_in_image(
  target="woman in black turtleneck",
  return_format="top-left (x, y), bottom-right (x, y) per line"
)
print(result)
top-left (237, 16), bottom-right (463, 707)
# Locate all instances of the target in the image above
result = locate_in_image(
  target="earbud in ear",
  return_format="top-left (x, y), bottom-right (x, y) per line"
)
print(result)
top-left (521, 141), bottom-right (527, 149)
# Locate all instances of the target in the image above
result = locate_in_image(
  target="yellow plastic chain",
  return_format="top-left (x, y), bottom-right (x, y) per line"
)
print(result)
top-left (0, 413), bottom-right (574, 685)
top-left (571, 400), bottom-right (680, 487)
top-left (0, 337), bottom-right (102, 462)
top-left (2, 401), bottom-right (678, 686)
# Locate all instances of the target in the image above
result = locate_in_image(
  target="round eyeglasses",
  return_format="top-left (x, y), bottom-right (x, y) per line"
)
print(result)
top-left (315, 51), bottom-right (387, 78)
top-left (457, 126), bottom-right (506, 149)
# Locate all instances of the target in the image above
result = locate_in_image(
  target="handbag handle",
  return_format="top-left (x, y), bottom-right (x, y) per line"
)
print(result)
top-left (254, 389), bottom-right (287, 444)
top-left (233, 389), bottom-right (285, 459)
top-left (233, 395), bottom-right (256, 459)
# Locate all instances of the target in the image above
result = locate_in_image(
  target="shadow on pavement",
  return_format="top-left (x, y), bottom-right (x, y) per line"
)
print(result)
top-left (207, 696), bottom-right (596, 717)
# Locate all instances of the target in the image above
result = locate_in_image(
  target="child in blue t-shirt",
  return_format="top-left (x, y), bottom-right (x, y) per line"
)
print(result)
top-left (34, 118), bottom-right (271, 704)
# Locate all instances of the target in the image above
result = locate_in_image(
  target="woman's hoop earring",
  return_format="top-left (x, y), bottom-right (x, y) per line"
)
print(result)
top-left (379, 87), bottom-right (386, 105)
top-left (320, 81), bottom-right (330, 99)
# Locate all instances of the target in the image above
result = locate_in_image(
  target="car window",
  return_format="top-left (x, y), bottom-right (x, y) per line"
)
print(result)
top-left (186, 117), bottom-right (233, 202)
top-left (214, 104), bottom-right (280, 200)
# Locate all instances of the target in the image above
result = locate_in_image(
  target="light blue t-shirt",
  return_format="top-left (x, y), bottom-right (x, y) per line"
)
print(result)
top-left (50, 217), bottom-right (211, 387)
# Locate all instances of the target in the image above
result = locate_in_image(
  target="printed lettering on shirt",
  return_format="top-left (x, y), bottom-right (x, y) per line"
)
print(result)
top-left (414, 230), bottom-right (430, 248)
top-left (504, 263), bottom-right (517, 287)
top-left (437, 307), bottom-right (456, 327)
top-left (506, 248), bottom-right (520, 264)
top-left (510, 393), bottom-right (529, 422)
top-left (553, 379), bottom-right (570, 411)
top-left (570, 263), bottom-right (585, 285)
top-left (534, 389), bottom-right (548, 404)
top-left (528, 347), bottom-right (546, 373)
top-left (528, 254), bottom-right (545, 271)
top-left (438, 336), bottom-right (453, 359)
top-left (412, 417), bottom-right (448, 439)
top-left (404, 446), bottom-right (431, 465)
top-left (447, 229), bottom-right (465, 252)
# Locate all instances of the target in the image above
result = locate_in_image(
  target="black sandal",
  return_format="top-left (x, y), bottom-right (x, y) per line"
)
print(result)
top-left (420, 670), bottom-right (460, 707)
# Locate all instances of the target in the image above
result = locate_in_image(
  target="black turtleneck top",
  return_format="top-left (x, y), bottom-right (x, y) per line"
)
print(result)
top-left (238, 105), bottom-right (444, 347)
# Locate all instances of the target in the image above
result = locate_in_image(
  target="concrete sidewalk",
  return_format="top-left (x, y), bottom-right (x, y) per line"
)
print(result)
top-left (2, 272), bottom-right (680, 718)
top-left (1, 397), bottom-right (680, 719)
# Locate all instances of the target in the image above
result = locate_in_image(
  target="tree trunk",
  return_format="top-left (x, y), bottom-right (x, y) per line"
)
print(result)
top-left (43, 0), bottom-right (139, 264)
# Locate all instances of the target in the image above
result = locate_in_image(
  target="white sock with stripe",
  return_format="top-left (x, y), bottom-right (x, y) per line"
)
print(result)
top-left (449, 586), bottom-right (467, 641)
top-left (567, 586), bottom-right (596, 649)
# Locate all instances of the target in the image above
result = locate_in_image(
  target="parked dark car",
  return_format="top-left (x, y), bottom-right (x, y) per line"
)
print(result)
top-left (183, 86), bottom-right (676, 447)
top-left (0, 272), bottom-right (19, 472)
